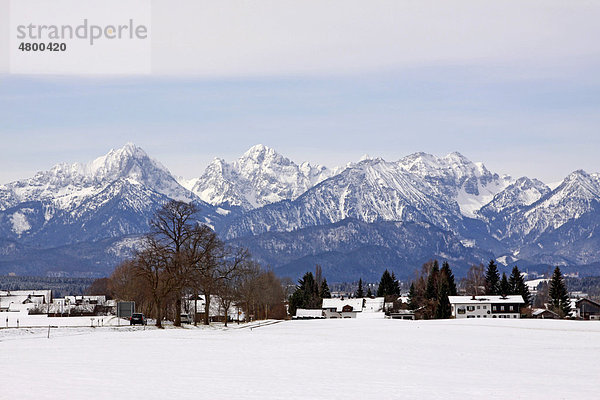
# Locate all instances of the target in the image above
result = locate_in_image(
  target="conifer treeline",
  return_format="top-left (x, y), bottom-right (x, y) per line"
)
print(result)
top-left (289, 259), bottom-right (572, 320)
top-left (482, 260), bottom-right (531, 305)
top-left (288, 266), bottom-right (331, 316)
top-left (407, 260), bottom-right (457, 319)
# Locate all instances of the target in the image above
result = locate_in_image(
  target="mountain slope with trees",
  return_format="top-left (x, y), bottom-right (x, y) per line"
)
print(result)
top-left (1, 143), bottom-right (599, 280)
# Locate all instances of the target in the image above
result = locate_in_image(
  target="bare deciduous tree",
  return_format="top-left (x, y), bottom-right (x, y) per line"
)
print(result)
top-left (132, 238), bottom-right (180, 328)
top-left (462, 264), bottom-right (486, 296)
top-left (150, 200), bottom-right (199, 326)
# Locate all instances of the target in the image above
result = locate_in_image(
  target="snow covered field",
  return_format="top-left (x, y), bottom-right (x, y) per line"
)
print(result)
top-left (2, 318), bottom-right (599, 399)
top-left (0, 312), bottom-right (130, 328)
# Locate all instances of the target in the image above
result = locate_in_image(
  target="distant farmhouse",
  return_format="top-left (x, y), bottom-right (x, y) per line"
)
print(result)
top-left (531, 308), bottom-right (560, 319)
top-left (449, 295), bottom-right (525, 319)
top-left (322, 298), bottom-right (365, 318)
top-left (294, 297), bottom-right (385, 319)
top-left (0, 290), bottom-right (52, 313)
top-left (571, 298), bottom-right (600, 320)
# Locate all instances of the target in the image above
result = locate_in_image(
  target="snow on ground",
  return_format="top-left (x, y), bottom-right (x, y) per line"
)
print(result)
top-left (1, 318), bottom-right (599, 400)
top-left (0, 312), bottom-right (130, 328)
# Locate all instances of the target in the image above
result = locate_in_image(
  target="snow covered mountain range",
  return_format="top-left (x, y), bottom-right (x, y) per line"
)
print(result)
top-left (185, 144), bottom-right (336, 210)
top-left (1, 143), bottom-right (598, 280)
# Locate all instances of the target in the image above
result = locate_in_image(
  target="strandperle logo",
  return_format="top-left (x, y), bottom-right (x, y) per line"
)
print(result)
top-left (16, 19), bottom-right (148, 45)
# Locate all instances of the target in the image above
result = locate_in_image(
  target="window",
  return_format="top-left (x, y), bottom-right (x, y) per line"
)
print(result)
top-left (477, 306), bottom-right (480, 309)
top-left (467, 306), bottom-right (475, 312)
top-left (483, 305), bottom-right (487, 309)
top-left (513, 315), bottom-right (517, 318)
top-left (477, 315), bottom-right (480, 318)
top-left (457, 307), bottom-right (466, 315)
top-left (501, 306), bottom-right (505, 311)
top-left (483, 315), bottom-right (487, 318)
top-left (492, 305), bottom-right (497, 311)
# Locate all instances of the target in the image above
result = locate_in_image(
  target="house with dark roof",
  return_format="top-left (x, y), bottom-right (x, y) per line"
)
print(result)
top-left (572, 298), bottom-right (600, 320)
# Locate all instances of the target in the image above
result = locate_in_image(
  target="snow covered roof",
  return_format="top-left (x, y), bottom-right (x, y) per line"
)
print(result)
top-left (322, 298), bottom-right (364, 312)
top-left (448, 295), bottom-right (525, 304)
top-left (575, 297), bottom-right (600, 307)
top-left (0, 290), bottom-right (51, 298)
top-left (532, 308), bottom-right (558, 317)
top-left (295, 309), bottom-right (324, 318)
top-left (363, 297), bottom-right (384, 312)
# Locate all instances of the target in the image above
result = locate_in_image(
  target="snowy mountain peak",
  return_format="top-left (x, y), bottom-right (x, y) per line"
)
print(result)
top-left (398, 151), bottom-right (486, 178)
top-left (393, 151), bottom-right (511, 217)
top-left (478, 176), bottom-right (551, 218)
top-left (0, 144), bottom-right (196, 212)
top-left (237, 144), bottom-right (296, 173)
top-left (553, 170), bottom-right (600, 200)
top-left (83, 142), bottom-right (163, 181)
top-left (189, 145), bottom-right (336, 210)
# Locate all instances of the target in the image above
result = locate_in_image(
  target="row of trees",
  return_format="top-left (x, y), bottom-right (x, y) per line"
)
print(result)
top-left (104, 200), bottom-right (285, 327)
top-left (482, 260), bottom-right (531, 304)
top-left (407, 260), bottom-right (457, 319)
top-left (353, 271), bottom-right (400, 300)
top-left (482, 261), bottom-right (571, 316)
top-left (288, 266), bottom-right (331, 316)
top-left (401, 259), bottom-right (573, 319)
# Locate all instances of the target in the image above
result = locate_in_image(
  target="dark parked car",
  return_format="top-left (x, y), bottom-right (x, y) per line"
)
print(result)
top-left (130, 313), bottom-right (147, 325)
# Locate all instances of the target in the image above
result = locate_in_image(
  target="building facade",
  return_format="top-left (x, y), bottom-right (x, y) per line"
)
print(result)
top-left (572, 298), bottom-right (600, 320)
top-left (449, 295), bottom-right (525, 319)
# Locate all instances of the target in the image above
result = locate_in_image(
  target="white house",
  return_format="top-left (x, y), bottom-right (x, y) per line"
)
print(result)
top-left (363, 297), bottom-right (384, 313)
top-left (0, 290), bottom-right (52, 312)
top-left (449, 295), bottom-right (525, 319)
top-left (322, 298), bottom-right (364, 318)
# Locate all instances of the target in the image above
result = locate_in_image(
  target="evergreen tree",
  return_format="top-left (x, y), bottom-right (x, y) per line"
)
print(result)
top-left (288, 289), bottom-right (304, 317)
top-left (366, 287), bottom-right (373, 297)
top-left (376, 270), bottom-right (389, 297)
top-left (320, 279), bottom-right (331, 299)
top-left (425, 261), bottom-right (439, 300)
top-left (499, 273), bottom-right (510, 297)
top-left (391, 272), bottom-right (401, 296)
top-left (288, 271), bottom-right (322, 315)
top-left (508, 266), bottom-right (519, 294)
top-left (549, 267), bottom-right (571, 317)
top-left (407, 283), bottom-right (417, 310)
top-left (435, 279), bottom-right (451, 319)
top-left (440, 261), bottom-right (457, 296)
top-left (356, 278), bottom-right (364, 298)
top-left (508, 266), bottom-right (531, 305)
top-left (377, 270), bottom-right (398, 297)
top-left (484, 259), bottom-right (501, 295)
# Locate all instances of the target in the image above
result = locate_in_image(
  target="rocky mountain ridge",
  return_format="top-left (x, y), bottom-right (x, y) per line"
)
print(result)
top-left (1, 143), bottom-right (598, 281)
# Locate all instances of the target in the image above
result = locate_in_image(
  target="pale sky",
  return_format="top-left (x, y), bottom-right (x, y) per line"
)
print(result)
top-left (1, 0), bottom-right (599, 184)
